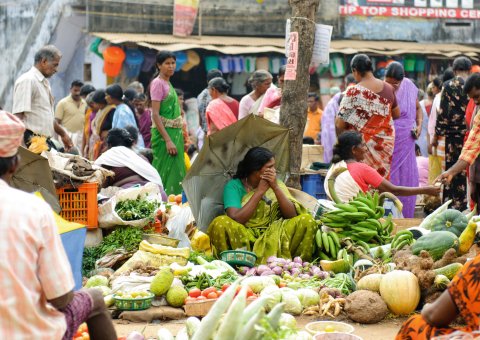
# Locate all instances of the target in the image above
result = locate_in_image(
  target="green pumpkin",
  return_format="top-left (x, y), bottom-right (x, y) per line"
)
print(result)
top-left (431, 209), bottom-right (468, 237)
top-left (412, 231), bottom-right (459, 261)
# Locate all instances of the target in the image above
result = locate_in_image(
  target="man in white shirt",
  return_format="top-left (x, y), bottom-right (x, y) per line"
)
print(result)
top-left (12, 45), bottom-right (73, 151)
top-left (0, 111), bottom-right (117, 339)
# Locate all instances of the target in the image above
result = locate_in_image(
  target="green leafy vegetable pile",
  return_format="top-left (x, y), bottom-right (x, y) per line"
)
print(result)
top-left (115, 196), bottom-right (159, 221)
top-left (82, 226), bottom-right (144, 276)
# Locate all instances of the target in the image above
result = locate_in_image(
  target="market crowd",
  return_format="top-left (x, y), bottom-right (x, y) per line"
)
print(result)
top-left (3, 43), bottom-right (480, 339)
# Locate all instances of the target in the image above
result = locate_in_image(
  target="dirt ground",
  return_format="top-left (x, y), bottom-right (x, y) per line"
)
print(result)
top-left (113, 315), bottom-right (407, 339)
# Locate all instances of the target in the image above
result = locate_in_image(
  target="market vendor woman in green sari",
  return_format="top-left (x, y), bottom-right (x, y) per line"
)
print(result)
top-left (150, 51), bottom-right (186, 195)
top-left (208, 147), bottom-right (318, 263)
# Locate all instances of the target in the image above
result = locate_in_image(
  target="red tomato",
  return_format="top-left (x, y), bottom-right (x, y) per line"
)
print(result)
top-left (202, 287), bottom-right (217, 297)
top-left (196, 295), bottom-right (207, 301)
top-left (221, 284), bottom-right (230, 292)
top-left (189, 288), bottom-right (201, 298)
top-left (207, 291), bottom-right (218, 299)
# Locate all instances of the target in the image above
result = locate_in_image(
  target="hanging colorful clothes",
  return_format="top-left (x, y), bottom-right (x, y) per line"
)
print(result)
top-left (390, 78), bottom-right (420, 218)
top-left (338, 84), bottom-right (397, 178)
top-left (208, 180), bottom-right (318, 264)
top-left (150, 78), bottom-right (186, 195)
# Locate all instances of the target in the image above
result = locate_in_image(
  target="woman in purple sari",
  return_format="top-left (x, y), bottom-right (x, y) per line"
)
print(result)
top-left (133, 93), bottom-right (153, 148)
top-left (385, 62), bottom-right (422, 217)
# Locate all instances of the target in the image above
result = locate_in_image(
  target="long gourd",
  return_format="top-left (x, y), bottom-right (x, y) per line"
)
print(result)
top-left (191, 281), bottom-right (239, 340)
top-left (214, 287), bottom-right (248, 340)
top-left (433, 263), bottom-right (463, 280)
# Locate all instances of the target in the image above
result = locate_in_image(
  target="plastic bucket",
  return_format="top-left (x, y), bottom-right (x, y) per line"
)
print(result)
top-left (300, 174), bottom-right (327, 200)
top-left (103, 46), bottom-right (126, 77)
top-left (124, 49), bottom-right (144, 78)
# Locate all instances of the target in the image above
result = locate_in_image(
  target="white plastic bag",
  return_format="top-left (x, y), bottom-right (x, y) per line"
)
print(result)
top-left (167, 206), bottom-right (194, 248)
top-left (98, 183), bottom-right (160, 228)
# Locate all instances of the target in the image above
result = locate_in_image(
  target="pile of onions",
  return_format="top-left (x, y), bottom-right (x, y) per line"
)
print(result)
top-left (237, 256), bottom-right (328, 280)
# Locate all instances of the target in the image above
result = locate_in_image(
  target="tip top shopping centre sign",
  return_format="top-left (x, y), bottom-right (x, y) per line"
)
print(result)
top-left (340, 0), bottom-right (480, 19)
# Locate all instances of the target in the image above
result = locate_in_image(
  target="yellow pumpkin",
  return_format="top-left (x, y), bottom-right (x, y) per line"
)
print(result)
top-left (379, 270), bottom-right (420, 315)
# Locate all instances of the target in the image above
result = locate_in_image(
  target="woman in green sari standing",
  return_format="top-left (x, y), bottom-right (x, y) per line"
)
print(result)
top-left (150, 51), bottom-right (186, 195)
top-left (208, 147), bottom-right (318, 264)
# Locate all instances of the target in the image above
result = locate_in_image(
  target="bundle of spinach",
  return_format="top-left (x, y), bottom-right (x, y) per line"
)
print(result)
top-left (100, 226), bottom-right (144, 255)
top-left (115, 196), bottom-right (159, 221)
top-left (82, 246), bottom-right (102, 276)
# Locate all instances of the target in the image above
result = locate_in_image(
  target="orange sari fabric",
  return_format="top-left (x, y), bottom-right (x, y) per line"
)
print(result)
top-left (205, 98), bottom-right (237, 135)
top-left (338, 85), bottom-right (395, 178)
top-left (396, 255), bottom-right (480, 339)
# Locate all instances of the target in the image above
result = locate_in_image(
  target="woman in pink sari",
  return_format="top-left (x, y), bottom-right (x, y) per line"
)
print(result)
top-left (205, 77), bottom-right (238, 135)
top-left (336, 54), bottom-right (400, 178)
top-left (385, 62), bottom-right (422, 217)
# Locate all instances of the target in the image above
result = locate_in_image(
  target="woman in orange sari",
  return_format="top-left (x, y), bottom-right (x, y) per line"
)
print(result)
top-left (397, 255), bottom-right (480, 339)
top-left (205, 77), bottom-right (238, 135)
top-left (336, 54), bottom-right (400, 178)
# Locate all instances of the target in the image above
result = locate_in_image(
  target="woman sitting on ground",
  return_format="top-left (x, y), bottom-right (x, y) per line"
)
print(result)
top-left (396, 254), bottom-right (480, 339)
top-left (205, 77), bottom-right (238, 135)
top-left (208, 147), bottom-right (318, 264)
top-left (325, 131), bottom-right (440, 203)
top-left (94, 128), bottom-right (167, 200)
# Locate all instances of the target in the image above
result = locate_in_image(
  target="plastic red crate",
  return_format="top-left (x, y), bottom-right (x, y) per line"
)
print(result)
top-left (56, 182), bottom-right (98, 229)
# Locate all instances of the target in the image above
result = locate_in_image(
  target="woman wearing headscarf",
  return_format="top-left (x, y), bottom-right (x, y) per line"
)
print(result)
top-left (89, 89), bottom-right (116, 160)
top-left (384, 62), bottom-right (422, 217)
top-left (149, 51), bottom-right (186, 195)
top-left (205, 77), bottom-right (238, 135)
top-left (95, 128), bottom-right (167, 200)
top-left (336, 54), bottom-right (400, 178)
top-left (238, 70), bottom-right (273, 119)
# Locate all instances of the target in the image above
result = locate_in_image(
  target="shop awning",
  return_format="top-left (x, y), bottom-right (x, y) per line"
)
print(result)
top-left (91, 32), bottom-right (480, 58)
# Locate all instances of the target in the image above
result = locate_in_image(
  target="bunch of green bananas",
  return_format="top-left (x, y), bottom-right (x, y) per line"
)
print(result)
top-left (315, 230), bottom-right (341, 260)
top-left (391, 230), bottom-right (414, 250)
top-left (320, 191), bottom-right (394, 245)
top-left (336, 248), bottom-right (353, 266)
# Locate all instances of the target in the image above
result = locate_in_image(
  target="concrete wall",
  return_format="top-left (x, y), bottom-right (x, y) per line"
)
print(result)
top-left (86, 0), bottom-right (341, 37)
top-left (344, 16), bottom-right (477, 43)
top-left (0, 0), bottom-right (78, 110)
top-left (85, 0), bottom-right (480, 43)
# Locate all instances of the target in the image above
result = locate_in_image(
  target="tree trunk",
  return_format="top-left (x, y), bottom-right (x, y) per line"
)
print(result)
top-left (280, 0), bottom-right (320, 189)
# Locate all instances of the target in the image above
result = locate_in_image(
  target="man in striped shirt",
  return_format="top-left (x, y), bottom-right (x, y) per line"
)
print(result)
top-left (0, 111), bottom-right (116, 339)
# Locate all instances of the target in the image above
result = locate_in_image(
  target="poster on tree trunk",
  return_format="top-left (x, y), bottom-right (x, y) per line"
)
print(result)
top-left (173, 0), bottom-right (199, 37)
top-left (285, 32), bottom-right (299, 81)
